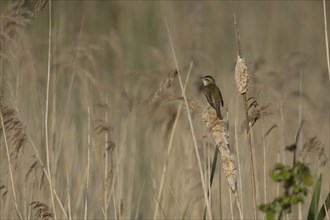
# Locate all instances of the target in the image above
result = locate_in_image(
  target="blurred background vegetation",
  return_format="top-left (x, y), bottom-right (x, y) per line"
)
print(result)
top-left (0, 1), bottom-right (329, 219)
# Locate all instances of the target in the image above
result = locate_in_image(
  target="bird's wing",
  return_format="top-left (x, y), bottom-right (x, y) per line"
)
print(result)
top-left (211, 84), bottom-right (224, 108)
top-left (218, 86), bottom-right (224, 107)
top-left (203, 86), bottom-right (216, 109)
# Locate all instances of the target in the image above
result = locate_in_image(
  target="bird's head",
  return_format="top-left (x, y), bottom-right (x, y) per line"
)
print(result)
top-left (201, 75), bottom-right (216, 86)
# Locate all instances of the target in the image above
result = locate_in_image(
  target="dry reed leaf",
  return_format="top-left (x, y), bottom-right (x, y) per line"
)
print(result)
top-left (202, 106), bottom-right (237, 193)
top-left (265, 124), bottom-right (278, 137)
top-left (25, 159), bottom-right (38, 184)
top-left (39, 171), bottom-right (45, 190)
top-left (0, 185), bottom-right (8, 197)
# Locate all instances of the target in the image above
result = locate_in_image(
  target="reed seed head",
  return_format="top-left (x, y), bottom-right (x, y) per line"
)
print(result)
top-left (202, 106), bottom-right (238, 193)
top-left (235, 55), bottom-right (249, 94)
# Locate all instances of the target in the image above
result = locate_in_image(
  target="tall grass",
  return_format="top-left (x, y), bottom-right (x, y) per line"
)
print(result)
top-left (0, 1), bottom-right (329, 219)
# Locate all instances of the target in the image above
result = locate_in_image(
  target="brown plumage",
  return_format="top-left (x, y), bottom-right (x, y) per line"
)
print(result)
top-left (201, 75), bottom-right (224, 119)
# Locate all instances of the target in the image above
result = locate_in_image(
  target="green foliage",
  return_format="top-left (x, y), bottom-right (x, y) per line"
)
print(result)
top-left (308, 175), bottom-right (322, 220)
top-left (307, 175), bottom-right (330, 220)
top-left (317, 192), bottom-right (330, 220)
top-left (259, 161), bottom-right (313, 219)
top-left (203, 148), bottom-right (219, 220)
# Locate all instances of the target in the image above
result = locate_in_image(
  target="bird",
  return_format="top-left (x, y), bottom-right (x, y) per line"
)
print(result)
top-left (201, 75), bottom-right (224, 119)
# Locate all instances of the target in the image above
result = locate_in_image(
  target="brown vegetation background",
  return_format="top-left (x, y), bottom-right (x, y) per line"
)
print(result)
top-left (1, 1), bottom-right (329, 219)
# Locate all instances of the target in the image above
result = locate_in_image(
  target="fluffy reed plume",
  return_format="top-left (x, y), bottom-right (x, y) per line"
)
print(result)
top-left (0, 1), bottom-right (32, 50)
top-left (202, 107), bottom-right (237, 192)
top-left (235, 56), bottom-right (249, 95)
top-left (30, 201), bottom-right (54, 220)
top-left (202, 106), bottom-right (242, 218)
top-left (234, 13), bottom-right (249, 95)
top-left (0, 103), bottom-right (28, 160)
top-left (152, 69), bottom-right (178, 102)
top-left (0, 1), bottom-right (32, 102)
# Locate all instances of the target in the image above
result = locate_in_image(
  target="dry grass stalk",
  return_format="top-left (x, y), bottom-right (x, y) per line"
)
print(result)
top-left (234, 120), bottom-right (244, 216)
top-left (44, 1), bottom-right (56, 218)
top-left (95, 100), bottom-right (114, 218)
top-left (323, 0), bottom-right (330, 79)
top-left (23, 122), bottom-right (68, 218)
top-left (202, 106), bottom-right (242, 219)
top-left (234, 14), bottom-right (257, 219)
top-left (30, 201), bottom-right (54, 220)
top-left (153, 61), bottom-right (193, 220)
top-left (84, 106), bottom-right (91, 220)
top-left (164, 17), bottom-right (212, 219)
top-left (104, 107), bottom-right (109, 219)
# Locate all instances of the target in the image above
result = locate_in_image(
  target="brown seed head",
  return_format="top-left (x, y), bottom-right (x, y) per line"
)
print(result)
top-left (235, 56), bottom-right (249, 94)
top-left (202, 107), bottom-right (238, 193)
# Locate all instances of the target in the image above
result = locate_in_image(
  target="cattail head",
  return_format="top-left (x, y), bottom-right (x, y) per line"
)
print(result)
top-left (235, 56), bottom-right (249, 94)
top-left (202, 107), bottom-right (238, 193)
